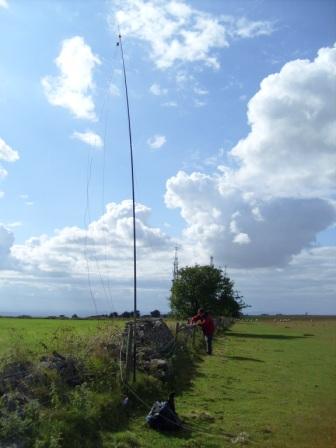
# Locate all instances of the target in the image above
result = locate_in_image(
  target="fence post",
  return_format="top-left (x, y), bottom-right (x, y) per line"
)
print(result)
top-left (125, 323), bottom-right (133, 384)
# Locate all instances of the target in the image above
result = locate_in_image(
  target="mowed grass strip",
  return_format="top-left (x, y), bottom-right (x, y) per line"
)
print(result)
top-left (115, 319), bottom-right (336, 448)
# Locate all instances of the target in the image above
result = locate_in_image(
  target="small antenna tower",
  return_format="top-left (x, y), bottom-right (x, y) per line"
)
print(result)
top-left (117, 29), bottom-right (137, 383)
top-left (210, 255), bottom-right (214, 267)
top-left (173, 246), bottom-right (179, 281)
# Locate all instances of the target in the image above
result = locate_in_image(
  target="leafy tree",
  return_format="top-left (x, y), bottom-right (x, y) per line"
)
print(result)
top-left (150, 309), bottom-right (161, 318)
top-left (121, 310), bottom-right (140, 318)
top-left (170, 264), bottom-right (246, 318)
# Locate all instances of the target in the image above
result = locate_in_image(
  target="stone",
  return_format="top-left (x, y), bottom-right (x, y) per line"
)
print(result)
top-left (231, 432), bottom-right (250, 444)
top-left (39, 351), bottom-right (82, 386)
top-left (1, 392), bottom-right (28, 415)
top-left (123, 319), bottom-right (175, 380)
top-left (148, 358), bottom-right (172, 380)
top-left (0, 362), bottom-right (32, 392)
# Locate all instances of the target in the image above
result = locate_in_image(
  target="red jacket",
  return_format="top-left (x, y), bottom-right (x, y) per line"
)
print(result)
top-left (200, 316), bottom-right (215, 336)
top-left (191, 312), bottom-right (203, 324)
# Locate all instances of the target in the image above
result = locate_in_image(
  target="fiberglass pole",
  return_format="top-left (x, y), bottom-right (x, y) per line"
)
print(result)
top-left (118, 32), bottom-right (137, 383)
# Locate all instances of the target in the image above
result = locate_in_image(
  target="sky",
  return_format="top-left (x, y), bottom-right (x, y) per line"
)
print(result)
top-left (0, 0), bottom-right (335, 316)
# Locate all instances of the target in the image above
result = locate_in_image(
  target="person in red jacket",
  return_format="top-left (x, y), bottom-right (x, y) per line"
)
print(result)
top-left (190, 308), bottom-right (205, 324)
top-left (199, 312), bottom-right (215, 355)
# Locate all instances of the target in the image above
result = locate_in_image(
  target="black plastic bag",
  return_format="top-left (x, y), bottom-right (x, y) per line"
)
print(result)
top-left (146, 400), bottom-right (182, 431)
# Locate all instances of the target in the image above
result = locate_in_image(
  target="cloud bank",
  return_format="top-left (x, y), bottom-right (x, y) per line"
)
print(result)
top-left (6, 200), bottom-right (171, 279)
top-left (165, 44), bottom-right (336, 268)
top-left (0, 201), bottom-right (174, 313)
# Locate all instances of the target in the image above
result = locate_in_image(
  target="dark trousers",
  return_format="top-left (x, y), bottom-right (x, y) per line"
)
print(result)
top-left (205, 334), bottom-right (213, 354)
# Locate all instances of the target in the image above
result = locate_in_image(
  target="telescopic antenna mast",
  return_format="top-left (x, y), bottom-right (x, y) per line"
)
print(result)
top-left (117, 30), bottom-right (137, 383)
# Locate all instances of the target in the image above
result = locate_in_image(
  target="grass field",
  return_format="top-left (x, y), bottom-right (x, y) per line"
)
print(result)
top-left (105, 318), bottom-right (336, 448)
top-left (0, 317), bottom-right (124, 358)
top-left (0, 317), bottom-right (335, 447)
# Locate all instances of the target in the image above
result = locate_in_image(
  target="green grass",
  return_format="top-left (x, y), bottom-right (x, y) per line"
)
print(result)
top-left (1, 317), bottom-right (335, 447)
top-left (106, 318), bottom-right (336, 448)
top-left (0, 317), bottom-right (124, 357)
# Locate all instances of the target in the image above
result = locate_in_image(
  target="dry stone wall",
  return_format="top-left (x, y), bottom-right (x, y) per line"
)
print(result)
top-left (123, 319), bottom-right (175, 380)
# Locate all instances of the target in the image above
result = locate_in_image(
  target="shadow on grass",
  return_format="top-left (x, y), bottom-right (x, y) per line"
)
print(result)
top-left (225, 355), bottom-right (265, 363)
top-left (226, 332), bottom-right (313, 340)
top-left (170, 347), bottom-right (204, 395)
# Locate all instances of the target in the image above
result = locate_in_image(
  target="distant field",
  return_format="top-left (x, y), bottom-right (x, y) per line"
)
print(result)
top-left (108, 318), bottom-right (336, 448)
top-left (0, 317), bottom-right (124, 357)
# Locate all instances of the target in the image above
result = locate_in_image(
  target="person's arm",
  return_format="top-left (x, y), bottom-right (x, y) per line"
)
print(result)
top-left (197, 317), bottom-right (205, 327)
top-left (191, 314), bottom-right (199, 324)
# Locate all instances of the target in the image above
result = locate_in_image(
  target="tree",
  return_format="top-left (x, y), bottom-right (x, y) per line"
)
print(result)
top-left (170, 264), bottom-right (246, 318)
top-left (121, 310), bottom-right (140, 318)
top-left (150, 309), bottom-right (161, 318)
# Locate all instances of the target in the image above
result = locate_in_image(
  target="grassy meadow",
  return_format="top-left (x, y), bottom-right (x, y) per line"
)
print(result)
top-left (106, 318), bottom-right (336, 448)
top-left (0, 317), bottom-right (125, 358)
top-left (0, 317), bottom-right (335, 447)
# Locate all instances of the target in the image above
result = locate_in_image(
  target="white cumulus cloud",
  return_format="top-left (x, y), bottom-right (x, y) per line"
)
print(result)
top-left (72, 130), bottom-right (103, 148)
top-left (0, 200), bottom-right (175, 314)
top-left (228, 43), bottom-right (336, 198)
top-left (42, 36), bottom-right (101, 120)
top-left (233, 233), bottom-right (250, 245)
top-left (0, 138), bottom-right (19, 162)
top-left (228, 16), bottom-right (274, 39)
top-left (147, 134), bottom-right (166, 149)
top-left (164, 44), bottom-right (336, 269)
top-left (110, 0), bottom-right (273, 70)
top-left (0, 137), bottom-right (19, 180)
top-left (8, 200), bottom-right (171, 279)
top-left (165, 171), bottom-right (336, 268)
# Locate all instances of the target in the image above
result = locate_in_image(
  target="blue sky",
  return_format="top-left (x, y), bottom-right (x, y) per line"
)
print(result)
top-left (0, 0), bottom-right (335, 316)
